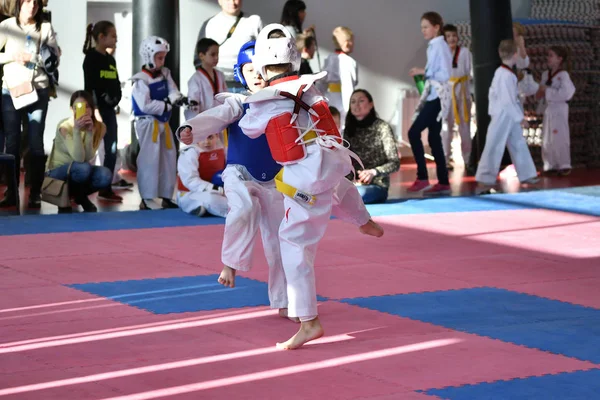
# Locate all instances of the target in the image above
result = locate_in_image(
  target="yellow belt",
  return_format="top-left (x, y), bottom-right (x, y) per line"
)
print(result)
top-left (222, 128), bottom-right (228, 148)
top-left (328, 82), bottom-right (342, 93)
top-left (273, 130), bottom-right (318, 206)
top-left (151, 120), bottom-right (173, 149)
top-left (449, 75), bottom-right (470, 125)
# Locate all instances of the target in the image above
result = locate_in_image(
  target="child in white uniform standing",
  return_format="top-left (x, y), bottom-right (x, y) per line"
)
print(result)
top-left (176, 133), bottom-right (228, 217)
top-left (131, 36), bottom-right (185, 210)
top-left (441, 24), bottom-right (472, 167)
top-left (185, 38), bottom-right (228, 121)
top-left (475, 40), bottom-right (538, 193)
top-left (322, 26), bottom-right (357, 127)
top-left (536, 46), bottom-right (575, 176)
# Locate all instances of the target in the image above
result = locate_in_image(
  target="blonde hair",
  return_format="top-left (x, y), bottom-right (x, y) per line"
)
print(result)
top-left (333, 26), bottom-right (353, 50)
top-left (498, 39), bottom-right (517, 60)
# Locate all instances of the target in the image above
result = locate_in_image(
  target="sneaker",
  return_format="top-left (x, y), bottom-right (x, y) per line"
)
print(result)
top-left (112, 179), bottom-right (134, 190)
top-left (423, 183), bottom-right (451, 195)
top-left (558, 168), bottom-right (572, 176)
top-left (161, 198), bottom-right (179, 209)
top-left (407, 180), bottom-right (430, 192)
top-left (98, 189), bottom-right (123, 202)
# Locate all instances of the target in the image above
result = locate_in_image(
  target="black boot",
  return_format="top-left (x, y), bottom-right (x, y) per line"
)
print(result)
top-left (72, 183), bottom-right (98, 213)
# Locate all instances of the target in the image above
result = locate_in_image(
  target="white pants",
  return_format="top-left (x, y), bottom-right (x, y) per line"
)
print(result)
top-left (542, 104), bottom-right (571, 171)
top-left (221, 164), bottom-right (288, 309)
top-left (332, 177), bottom-right (371, 227)
top-left (475, 115), bottom-right (537, 185)
top-left (279, 144), bottom-right (353, 319)
top-left (176, 190), bottom-right (229, 217)
top-left (135, 118), bottom-right (177, 200)
top-left (442, 117), bottom-right (471, 163)
top-left (326, 90), bottom-right (345, 128)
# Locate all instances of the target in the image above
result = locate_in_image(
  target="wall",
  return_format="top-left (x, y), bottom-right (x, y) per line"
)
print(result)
top-left (46, 0), bottom-right (531, 152)
top-left (179, 0), bottom-right (531, 141)
top-left (42, 0), bottom-right (87, 152)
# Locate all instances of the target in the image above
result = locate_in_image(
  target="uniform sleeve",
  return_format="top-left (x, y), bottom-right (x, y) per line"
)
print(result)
top-left (132, 79), bottom-right (170, 116)
top-left (177, 148), bottom-right (212, 193)
top-left (340, 55), bottom-right (358, 112)
top-left (463, 49), bottom-right (473, 82)
top-left (374, 122), bottom-right (400, 176)
top-left (254, 15), bottom-right (264, 37)
top-left (546, 72), bottom-right (576, 102)
top-left (180, 95), bottom-right (245, 143)
top-left (218, 71), bottom-right (228, 93)
top-left (185, 74), bottom-right (201, 120)
top-left (239, 103), bottom-right (270, 139)
top-left (516, 55), bottom-right (530, 70)
top-left (164, 68), bottom-right (183, 104)
top-left (497, 74), bottom-right (524, 123)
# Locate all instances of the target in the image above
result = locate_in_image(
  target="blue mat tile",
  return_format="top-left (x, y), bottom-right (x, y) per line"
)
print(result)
top-left (424, 369), bottom-right (600, 400)
top-left (342, 288), bottom-right (600, 363)
top-left (69, 275), bottom-right (269, 314)
top-left (3, 187), bottom-right (599, 235)
top-left (366, 189), bottom-right (600, 218)
top-left (0, 209), bottom-right (225, 236)
top-left (69, 275), bottom-right (327, 314)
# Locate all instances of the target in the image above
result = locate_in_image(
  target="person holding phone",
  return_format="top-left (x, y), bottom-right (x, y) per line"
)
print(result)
top-left (45, 90), bottom-right (112, 213)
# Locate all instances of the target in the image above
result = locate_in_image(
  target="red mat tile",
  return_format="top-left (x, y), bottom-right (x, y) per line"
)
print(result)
top-left (0, 267), bottom-right (54, 289)
top-left (0, 233), bottom-right (109, 260)
top-left (387, 254), bottom-right (600, 287)
top-left (315, 263), bottom-right (477, 299)
top-left (1, 252), bottom-right (212, 285)
top-left (507, 278), bottom-right (600, 309)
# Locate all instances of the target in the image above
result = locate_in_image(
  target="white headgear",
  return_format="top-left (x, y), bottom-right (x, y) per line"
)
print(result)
top-left (139, 36), bottom-right (170, 69)
top-left (253, 23), bottom-right (300, 78)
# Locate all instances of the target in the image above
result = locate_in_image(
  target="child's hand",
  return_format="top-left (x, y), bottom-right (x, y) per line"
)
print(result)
top-left (535, 85), bottom-right (546, 100)
top-left (358, 169), bottom-right (377, 185)
top-left (409, 68), bottom-right (425, 77)
top-left (179, 128), bottom-right (193, 145)
top-left (74, 115), bottom-right (93, 131)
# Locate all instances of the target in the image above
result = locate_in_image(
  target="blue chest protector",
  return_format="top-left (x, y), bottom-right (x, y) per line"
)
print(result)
top-left (226, 105), bottom-right (281, 182)
top-left (132, 78), bottom-right (172, 123)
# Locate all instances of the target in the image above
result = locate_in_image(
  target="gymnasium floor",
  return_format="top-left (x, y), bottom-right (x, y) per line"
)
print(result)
top-left (0, 167), bottom-right (599, 399)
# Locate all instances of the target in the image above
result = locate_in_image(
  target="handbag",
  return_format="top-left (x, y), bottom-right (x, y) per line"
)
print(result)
top-left (41, 143), bottom-right (72, 208)
top-left (6, 33), bottom-right (42, 110)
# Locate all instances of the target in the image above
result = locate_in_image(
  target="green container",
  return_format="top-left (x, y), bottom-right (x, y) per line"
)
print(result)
top-left (414, 74), bottom-right (425, 95)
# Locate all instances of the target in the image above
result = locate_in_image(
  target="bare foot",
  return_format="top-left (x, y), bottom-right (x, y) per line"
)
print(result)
top-left (278, 308), bottom-right (300, 323)
top-left (276, 317), bottom-right (324, 350)
top-left (359, 219), bottom-right (384, 237)
top-left (218, 265), bottom-right (236, 288)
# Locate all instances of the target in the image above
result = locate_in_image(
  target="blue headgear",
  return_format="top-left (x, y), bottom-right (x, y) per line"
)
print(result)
top-left (233, 41), bottom-right (255, 88)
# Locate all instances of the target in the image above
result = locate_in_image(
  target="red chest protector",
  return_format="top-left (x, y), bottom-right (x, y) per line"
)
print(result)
top-left (177, 148), bottom-right (226, 191)
top-left (264, 81), bottom-right (342, 165)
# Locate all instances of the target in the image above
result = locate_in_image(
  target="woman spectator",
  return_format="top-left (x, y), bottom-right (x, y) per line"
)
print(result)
top-left (344, 89), bottom-right (400, 204)
top-left (45, 90), bottom-right (111, 213)
top-left (0, 0), bottom-right (58, 208)
top-left (280, 0), bottom-right (313, 38)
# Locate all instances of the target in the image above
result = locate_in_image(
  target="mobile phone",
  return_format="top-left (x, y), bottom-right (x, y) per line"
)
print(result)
top-left (75, 102), bottom-right (86, 119)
